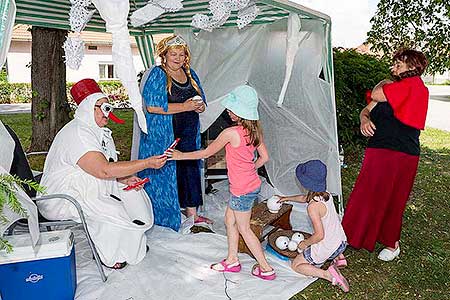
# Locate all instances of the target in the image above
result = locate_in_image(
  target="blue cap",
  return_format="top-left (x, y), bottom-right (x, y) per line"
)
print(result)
top-left (221, 85), bottom-right (259, 120)
top-left (295, 160), bottom-right (327, 192)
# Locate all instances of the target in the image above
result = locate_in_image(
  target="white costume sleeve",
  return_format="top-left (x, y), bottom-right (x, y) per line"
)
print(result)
top-left (65, 126), bottom-right (105, 166)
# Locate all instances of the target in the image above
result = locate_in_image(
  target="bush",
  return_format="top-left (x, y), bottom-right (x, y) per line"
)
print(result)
top-left (0, 80), bottom-right (130, 106)
top-left (333, 49), bottom-right (391, 150)
top-left (0, 82), bottom-right (32, 104)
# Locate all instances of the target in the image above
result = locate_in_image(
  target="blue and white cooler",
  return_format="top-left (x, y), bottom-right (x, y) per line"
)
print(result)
top-left (0, 230), bottom-right (76, 300)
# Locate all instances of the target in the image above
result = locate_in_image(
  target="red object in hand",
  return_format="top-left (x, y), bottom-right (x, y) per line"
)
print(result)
top-left (365, 90), bottom-right (372, 104)
top-left (163, 138), bottom-right (180, 157)
top-left (167, 138), bottom-right (180, 151)
top-left (123, 178), bottom-right (150, 191)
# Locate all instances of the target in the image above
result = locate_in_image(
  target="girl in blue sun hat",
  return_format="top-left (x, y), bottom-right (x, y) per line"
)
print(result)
top-left (277, 160), bottom-right (349, 292)
top-left (171, 85), bottom-right (276, 280)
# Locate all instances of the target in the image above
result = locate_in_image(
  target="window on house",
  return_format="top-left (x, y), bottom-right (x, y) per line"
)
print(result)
top-left (87, 45), bottom-right (98, 50)
top-left (99, 63), bottom-right (116, 80)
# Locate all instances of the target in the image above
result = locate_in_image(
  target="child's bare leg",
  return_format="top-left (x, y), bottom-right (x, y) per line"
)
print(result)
top-left (224, 206), bottom-right (239, 264)
top-left (291, 255), bottom-right (332, 281)
top-left (234, 210), bottom-right (272, 272)
top-left (337, 253), bottom-right (345, 261)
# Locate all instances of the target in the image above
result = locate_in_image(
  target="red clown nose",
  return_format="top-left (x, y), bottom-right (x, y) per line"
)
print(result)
top-left (70, 78), bottom-right (125, 124)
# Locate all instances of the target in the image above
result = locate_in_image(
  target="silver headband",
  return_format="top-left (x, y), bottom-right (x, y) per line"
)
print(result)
top-left (166, 35), bottom-right (187, 47)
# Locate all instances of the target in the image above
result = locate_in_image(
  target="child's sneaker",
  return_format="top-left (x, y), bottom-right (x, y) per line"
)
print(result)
top-left (327, 264), bottom-right (349, 292)
top-left (251, 264), bottom-right (276, 281)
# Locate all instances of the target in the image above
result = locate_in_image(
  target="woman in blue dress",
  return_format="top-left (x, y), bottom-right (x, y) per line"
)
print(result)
top-left (138, 35), bottom-right (211, 231)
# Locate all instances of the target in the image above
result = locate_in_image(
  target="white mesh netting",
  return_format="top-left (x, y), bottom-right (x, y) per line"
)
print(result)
top-left (172, 18), bottom-right (341, 196)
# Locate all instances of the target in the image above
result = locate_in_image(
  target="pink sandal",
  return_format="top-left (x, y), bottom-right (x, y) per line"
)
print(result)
top-left (210, 259), bottom-right (241, 273)
top-left (251, 264), bottom-right (276, 281)
top-left (328, 264), bottom-right (349, 292)
top-left (332, 257), bottom-right (347, 269)
top-left (195, 215), bottom-right (214, 224)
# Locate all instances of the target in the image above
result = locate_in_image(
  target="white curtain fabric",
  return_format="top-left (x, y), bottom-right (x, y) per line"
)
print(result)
top-left (172, 17), bottom-right (341, 196)
top-left (91, 0), bottom-right (147, 134)
top-left (0, 0), bottom-right (15, 69)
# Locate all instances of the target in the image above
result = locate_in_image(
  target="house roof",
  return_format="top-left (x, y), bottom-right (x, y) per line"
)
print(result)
top-left (11, 24), bottom-right (170, 46)
top-left (14, 0), bottom-right (331, 35)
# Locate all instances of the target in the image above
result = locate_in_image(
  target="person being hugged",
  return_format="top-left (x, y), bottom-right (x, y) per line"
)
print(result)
top-left (343, 49), bottom-right (429, 261)
top-left (171, 85), bottom-right (276, 280)
top-left (278, 160), bottom-right (349, 292)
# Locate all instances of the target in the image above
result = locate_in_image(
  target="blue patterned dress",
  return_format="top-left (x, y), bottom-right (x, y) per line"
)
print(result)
top-left (138, 66), bottom-right (205, 231)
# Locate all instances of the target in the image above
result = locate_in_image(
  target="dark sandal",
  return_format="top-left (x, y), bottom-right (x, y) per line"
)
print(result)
top-left (101, 260), bottom-right (127, 270)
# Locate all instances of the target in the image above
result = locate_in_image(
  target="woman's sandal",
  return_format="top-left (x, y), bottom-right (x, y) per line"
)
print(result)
top-left (327, 264), bottom-right (349, 292)
top-left (101, 260), bottom-right (127, 270)
top-left (210, 259), bottom-right (241, 273)
top-left (195, 215), bottom-right (214, 224)
top-left (251, 264), bottom-right (276, 281)
top-left (332, 257), bottom-right (348, 269)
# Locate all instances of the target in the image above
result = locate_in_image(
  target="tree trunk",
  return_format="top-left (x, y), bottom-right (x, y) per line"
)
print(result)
top-left (30, 27), bottom-right (70, 151)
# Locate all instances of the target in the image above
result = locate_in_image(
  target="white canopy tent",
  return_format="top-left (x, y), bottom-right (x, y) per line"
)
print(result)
top-left (1, 1), bottom-right (342, 298)
top-left (175, 14), bottom-right (342, 203)
top-left (2, 0), bottom-right (342, 210)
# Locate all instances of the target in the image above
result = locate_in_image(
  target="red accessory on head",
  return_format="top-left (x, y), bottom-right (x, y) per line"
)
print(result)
top-left (365, 90), bottom-right (372, 104)
top-left (70, 78), bottom-right (125, 124)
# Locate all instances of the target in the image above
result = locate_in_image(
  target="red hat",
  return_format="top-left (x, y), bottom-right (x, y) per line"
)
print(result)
top-left (70, 79), bottom-right (124, 124)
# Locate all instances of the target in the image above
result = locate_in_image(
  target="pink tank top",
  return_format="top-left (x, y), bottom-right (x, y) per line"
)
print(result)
top-left (310, 193), bottom-right (347, 263)
top-left (225, 126), bottom-right (261, 196)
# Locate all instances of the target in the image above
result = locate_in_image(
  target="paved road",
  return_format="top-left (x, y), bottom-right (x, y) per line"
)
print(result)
top-left (1, 86), bottom-right (449, 131)
top-left (426, 85), bottom-right (450, 132)
top-left (0, 103), bottom-right (31, 114)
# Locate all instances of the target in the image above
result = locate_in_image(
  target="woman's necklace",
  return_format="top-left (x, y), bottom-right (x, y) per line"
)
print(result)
top-left (167, 67), bottom-right (186, 83)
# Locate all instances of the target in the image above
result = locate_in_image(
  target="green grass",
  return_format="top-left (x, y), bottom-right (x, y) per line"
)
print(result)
top-left (1, 111), bottom-right (449, 299)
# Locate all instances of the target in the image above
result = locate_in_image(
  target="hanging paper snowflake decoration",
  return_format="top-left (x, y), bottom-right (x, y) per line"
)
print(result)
top-left (66, 0), bottom-right (95, 70)
top-left (191, 0), bottom-right (258, 31)
top-left (227, 0), bottom-right (250, 11)
top-left (191, 14), bottom-right (213, 32)
top-left (130, 0), bottom-right (183, 27)
top-left (63, 36), bottom-right (85, 70)
top-left (69, 5), bottom-right (96, 32)
top-left (237, 3), bottom-right (259, 29)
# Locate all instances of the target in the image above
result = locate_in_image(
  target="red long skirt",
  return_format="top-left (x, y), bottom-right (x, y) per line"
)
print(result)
top-left (342, 147), bottom-right (419, 251)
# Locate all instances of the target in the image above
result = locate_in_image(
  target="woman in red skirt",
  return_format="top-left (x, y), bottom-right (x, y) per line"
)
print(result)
top-left (342, 49), bottom-right (429, 261)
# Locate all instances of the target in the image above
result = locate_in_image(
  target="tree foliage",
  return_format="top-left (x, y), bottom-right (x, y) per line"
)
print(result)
top-left (333, 49), bottom-right (391, 149)
top-left (0, 174), bottom-right (45, 253)
top-left (367, 0), bottom-right (450, 74)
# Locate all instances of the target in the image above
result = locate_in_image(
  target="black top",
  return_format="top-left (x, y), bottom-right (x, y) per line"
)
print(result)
top-left (4, 124), bottom-right (37, 197)
top-left (367, 102), bottom-right (420, 156)
top-left (167, 70), bottom-right (200, 148)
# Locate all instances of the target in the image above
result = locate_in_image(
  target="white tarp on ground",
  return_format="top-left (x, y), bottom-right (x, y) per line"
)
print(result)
top-left (74, 179), bottom-right (316, 300)
top-left (174, 16), bottom-right (341, 197)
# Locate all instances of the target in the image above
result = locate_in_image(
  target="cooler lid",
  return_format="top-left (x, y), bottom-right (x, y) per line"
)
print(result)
top-left (0, 230), bottom-right (74, 265)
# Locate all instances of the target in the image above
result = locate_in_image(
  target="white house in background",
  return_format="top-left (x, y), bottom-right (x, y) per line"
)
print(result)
top-left (6, 25), bottom-right (166, 83)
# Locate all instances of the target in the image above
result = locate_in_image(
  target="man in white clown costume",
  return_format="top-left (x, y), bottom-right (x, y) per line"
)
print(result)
top-left (38, 79), bottom-right (167, 269)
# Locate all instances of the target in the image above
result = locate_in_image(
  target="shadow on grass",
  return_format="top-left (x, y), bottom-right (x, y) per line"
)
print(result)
top-left (291, 146), bottom-right (450, 299)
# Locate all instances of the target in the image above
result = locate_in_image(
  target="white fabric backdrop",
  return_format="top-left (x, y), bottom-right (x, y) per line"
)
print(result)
top-left (174, 17), bottom-right (341, 196)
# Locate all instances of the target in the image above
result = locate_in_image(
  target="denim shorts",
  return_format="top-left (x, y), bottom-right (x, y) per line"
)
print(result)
top-left (303, 241), bottom-right (347, 266)
top-left (228, 187), bottom-right (261, 212)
